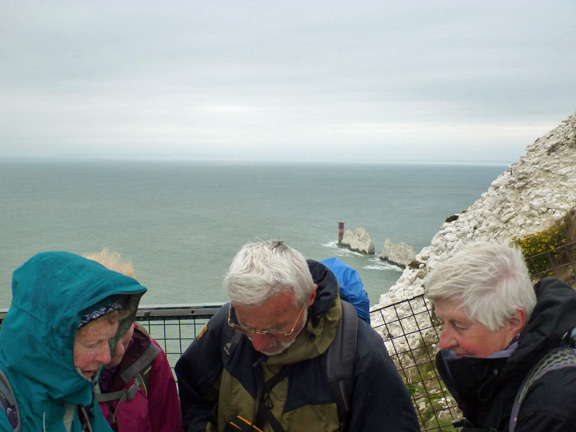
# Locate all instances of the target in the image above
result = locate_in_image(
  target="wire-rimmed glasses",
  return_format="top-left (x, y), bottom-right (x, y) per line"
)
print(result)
top-left (227, 302), bottom-right (306, 337)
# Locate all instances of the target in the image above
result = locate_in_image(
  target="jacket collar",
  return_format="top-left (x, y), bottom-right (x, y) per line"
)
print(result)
top-left (307, 260), bottom-right (339, 327)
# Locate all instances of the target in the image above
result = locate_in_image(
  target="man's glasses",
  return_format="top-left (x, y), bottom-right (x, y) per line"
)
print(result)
top-left (227, 302), bottom-right (307, 337)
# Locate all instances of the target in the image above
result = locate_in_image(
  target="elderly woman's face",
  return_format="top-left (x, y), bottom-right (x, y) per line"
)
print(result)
top-left (74, 315), bottom-right (119, 378)
top-left (434, 298), bottom-right (517, 358)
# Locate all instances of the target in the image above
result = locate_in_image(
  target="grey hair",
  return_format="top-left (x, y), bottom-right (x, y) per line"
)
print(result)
top-left (224, 240), bottom-right (314, 307)
top-left (425, 241), bottom-right (536, 331)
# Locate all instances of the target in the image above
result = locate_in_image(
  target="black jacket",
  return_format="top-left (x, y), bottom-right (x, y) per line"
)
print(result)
top-left (437, 278), bottom-right (576, 432)
top-left (175, 260), bottom-right (420, 432)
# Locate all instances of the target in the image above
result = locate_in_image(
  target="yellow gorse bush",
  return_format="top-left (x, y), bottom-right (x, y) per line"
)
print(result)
top-left (513, 222), bottom-right (568, 279)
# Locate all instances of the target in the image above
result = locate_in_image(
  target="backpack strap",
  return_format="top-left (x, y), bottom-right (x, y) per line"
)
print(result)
top-left (95, 340), bottom-right (160, 404)
top-left (96, 373), bottom-right (146, 427)
top-left (509, 346), bottom-right (576, 432)
top-left (0, 370), bottom-right (20, 432)
top-left (451, 418), bottom-right (497, 432)
top-left (96, 323), bottom-right (162, 402)
top-left (95, 373), bottom-right (144, 403)
top-left (253, 366), bottom-right (291, 432)
top-left (118, 341), bottom-right (160, 389)
top-left (325, 300), bottom-right (358, 431)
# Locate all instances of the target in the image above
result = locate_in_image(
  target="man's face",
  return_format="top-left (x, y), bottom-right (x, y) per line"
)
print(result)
top-left (232, 287), bottom-right (315, 356)
top-left (74, 315), bottom-right (119, 378)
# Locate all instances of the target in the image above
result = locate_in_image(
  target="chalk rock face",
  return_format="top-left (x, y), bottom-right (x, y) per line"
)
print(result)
top-left (376, 110), bottom-right (576, 307)
top-left (380, 239), bottom-right (416, 268)
top-left (340, 227), bottom-right (375, 254)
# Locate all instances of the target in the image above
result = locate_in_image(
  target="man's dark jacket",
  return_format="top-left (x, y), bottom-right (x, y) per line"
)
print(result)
top-left (175, 260), bottom-right (420, 432)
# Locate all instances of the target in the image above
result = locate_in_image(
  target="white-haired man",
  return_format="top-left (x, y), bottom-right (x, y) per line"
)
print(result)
top-left (176, 239), bottom-right (420, 432)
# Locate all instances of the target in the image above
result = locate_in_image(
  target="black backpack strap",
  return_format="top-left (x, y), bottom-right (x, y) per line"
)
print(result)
top-left (253, 366), bottom-right (291, 432)
top-left (509, 347), bottom-right (576, 432)
top-left (325, 300), bottom-right (358, 431)
top-left (0, 370), bottom-right (20, 431)
top-left (452, 418), bottom-right (497, 431)
top-left (456, 428), bottom-right (497, 432)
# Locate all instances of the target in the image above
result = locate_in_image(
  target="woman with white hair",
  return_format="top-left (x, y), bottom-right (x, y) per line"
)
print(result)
top-left (426, 241), bottom-right (576, 431)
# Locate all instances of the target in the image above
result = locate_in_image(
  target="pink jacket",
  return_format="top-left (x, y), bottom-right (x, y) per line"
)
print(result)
top-left (98, 324), bottom-right (183, 432)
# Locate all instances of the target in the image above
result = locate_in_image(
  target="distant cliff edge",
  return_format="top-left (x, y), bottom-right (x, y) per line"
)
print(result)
top-left (377, 110), bottom-right (576, 307)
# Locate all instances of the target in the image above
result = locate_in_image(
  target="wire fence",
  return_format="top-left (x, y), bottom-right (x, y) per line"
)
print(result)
top-left (370, 295), bottom-right (460, 431)
top-left (528, 239), bottom-right (576, 285)
top-left (134, 303), bottom-right (223, 374)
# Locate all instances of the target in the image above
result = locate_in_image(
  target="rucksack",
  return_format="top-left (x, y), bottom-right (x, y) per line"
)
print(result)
top-left (508, 346), bottom-right (576, 432)
top-left (221, 300), bottom-right (358, 432)
top-left (0, 370), bottom-right (20, 432)
top-left (456, 334), bottom-right (576, 432)
top-left (325, 300), bottom-right (358, 428)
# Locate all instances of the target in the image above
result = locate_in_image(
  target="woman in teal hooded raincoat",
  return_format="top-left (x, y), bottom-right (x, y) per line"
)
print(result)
top-left (0, 251), bottom-right (147, 432)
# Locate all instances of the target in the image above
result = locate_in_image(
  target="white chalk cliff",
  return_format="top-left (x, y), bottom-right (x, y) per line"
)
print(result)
top-left (377, 110), bottom-right (576, 308)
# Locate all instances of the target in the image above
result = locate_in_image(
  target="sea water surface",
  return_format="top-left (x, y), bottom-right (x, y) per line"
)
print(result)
top-left (0, 159), bottom-right (507, 307)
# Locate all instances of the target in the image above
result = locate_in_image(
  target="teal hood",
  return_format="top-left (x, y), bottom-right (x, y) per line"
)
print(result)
top-left (0, 251), bottom-right (147, 430)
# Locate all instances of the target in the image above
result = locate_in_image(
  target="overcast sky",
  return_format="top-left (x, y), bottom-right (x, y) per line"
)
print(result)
top-left (1, 1), bottom-right (575, 164)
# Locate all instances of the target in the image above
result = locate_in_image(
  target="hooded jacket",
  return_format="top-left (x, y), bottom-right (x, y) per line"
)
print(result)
top-left (0, 251), bottom-right (147, 432)
top-left (175, 260), bottom-right (420, 432)
top-left (437, 278), bottom-right (576, 432)
top-left (97, 323), bottom-right (183, 432)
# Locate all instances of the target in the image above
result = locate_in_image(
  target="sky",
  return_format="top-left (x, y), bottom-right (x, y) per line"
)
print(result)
top-left (1, 1), bottom-right (575, 164)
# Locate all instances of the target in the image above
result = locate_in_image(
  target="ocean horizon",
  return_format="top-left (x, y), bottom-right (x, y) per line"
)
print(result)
top-left (0, 158), bottom-right (508, 308)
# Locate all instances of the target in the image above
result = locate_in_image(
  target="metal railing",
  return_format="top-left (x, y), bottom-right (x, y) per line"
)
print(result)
top-left (371, 295), bottom-right (460, 431)
top-left (134, 303), bottom-right (223, 373)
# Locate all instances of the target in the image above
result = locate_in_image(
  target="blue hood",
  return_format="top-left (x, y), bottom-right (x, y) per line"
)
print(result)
top-left (0, 251), bottom-right (146, 424)
top-left (319, 257), bottom-right (370, 323)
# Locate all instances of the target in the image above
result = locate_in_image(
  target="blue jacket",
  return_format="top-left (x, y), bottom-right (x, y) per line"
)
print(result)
top-left (0, 252), bottom-right (147, 432)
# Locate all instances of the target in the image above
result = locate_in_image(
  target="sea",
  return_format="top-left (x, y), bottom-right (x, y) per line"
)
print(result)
top-left (0, 158), bottom-right (508, 309)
